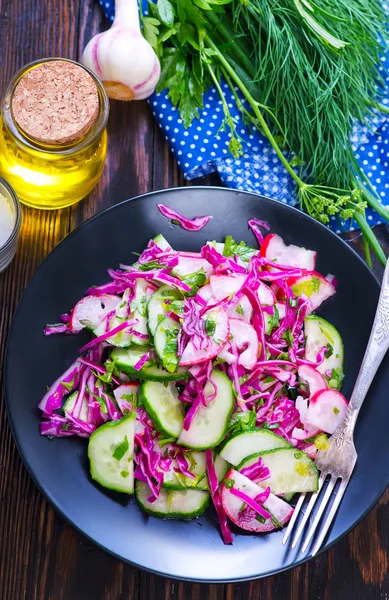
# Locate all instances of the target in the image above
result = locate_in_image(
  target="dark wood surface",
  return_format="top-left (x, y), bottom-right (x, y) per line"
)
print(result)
top-left (1, 1), bottom-right (389, 598)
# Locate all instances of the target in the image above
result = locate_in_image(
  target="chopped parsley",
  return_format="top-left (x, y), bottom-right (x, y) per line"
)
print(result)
top-left (292, 275), bottom-right (321, 298)
top-left (86, 386), bottom-right (108, 414)
top-left (236, 304), bottom-right (244, 316)
top-left (224, 478), bottom-right (235, 489)
top-left (223, 235), bottom-right (257, 262)
top-left (112, 435), bottom-right (129, 461)
top-left (162, 327), bottom-right (180, 372)
top-left (138, 260), bottom-right (165, 272)
top-left (205, 318), bottom-right (216, 336)
top-left (325, 343), bottom-right (333, 358)
top-left (324, 367), bottom-right (345, 390)
top-left (62, 373), bottom-right (78, 393)
top-left (120, 392), bottom-right (137, 410)
top-left (226, 408), bottom-right (256, 435)
top-left (180, 269), bottom-right (207, 296)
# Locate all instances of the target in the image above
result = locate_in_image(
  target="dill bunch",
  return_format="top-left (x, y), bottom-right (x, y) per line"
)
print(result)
top-left (228, 0), bottom-right (388, 189)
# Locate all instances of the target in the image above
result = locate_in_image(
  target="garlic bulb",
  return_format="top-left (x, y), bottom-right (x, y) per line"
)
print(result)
top-left (82, 0), bottom-right (160, 101)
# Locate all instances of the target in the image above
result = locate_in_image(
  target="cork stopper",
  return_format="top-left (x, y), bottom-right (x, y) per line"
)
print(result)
top-left (11, 60), bottom-right (99, 145)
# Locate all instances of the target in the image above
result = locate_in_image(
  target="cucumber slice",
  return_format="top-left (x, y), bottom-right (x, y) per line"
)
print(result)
top-left (111, 347), bottom-right (188, 382)
top-left (135, 481), bottom-right (210, 519)
top-left (88, 413), bottom-right (135, 494)
top-left (139, 380), bottom-right (185, 437)
top-left (154, 316), bottom-right (181, 373)
top-left (177, 370), bottom-right (235, 450)
top-left (237, 448), bottom-right (319, 494)
top-left (63, 391), bottom-right (88, 421)
top-left (163, 452), bottom-right (229, 491)
top-left (153, 234), bottom-right (172, 252)
top-left (147, 285), bottom-right (183, 338)
top-left (304, 316), bottom-right (344, 387)
top-left (219, 428), bottom-right (291, 466)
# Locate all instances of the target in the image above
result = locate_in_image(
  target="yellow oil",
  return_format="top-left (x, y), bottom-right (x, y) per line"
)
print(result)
top-left (0, 117), bottom-right (108, 210)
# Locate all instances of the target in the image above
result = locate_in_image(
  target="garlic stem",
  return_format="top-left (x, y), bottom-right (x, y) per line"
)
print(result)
top-left (113, 0), bottom-right (140, 30)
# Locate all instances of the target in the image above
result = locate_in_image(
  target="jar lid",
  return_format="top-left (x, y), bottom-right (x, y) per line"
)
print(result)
top-left (11, 60), bottom-right (99, 145)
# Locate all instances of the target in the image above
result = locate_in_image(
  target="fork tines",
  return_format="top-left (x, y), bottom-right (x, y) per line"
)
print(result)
top-left (282, 473), bottom-right (348, 556)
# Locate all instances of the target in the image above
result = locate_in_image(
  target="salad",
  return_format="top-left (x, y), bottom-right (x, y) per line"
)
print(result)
top-left (38, 205), bottom-right (348, 544)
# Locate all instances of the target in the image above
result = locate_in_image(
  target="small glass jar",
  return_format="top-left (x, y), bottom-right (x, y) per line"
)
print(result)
top-left (0, 58), bottom-right (109, 210)
top-left (0, 178), bottom-right (21, 272)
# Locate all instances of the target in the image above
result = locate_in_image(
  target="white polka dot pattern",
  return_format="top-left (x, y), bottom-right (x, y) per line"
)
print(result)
top-left (99, 0), bottom-right (389, 234)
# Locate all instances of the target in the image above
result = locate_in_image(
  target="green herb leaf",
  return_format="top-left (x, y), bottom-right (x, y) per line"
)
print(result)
top-left (142, 16), bottom-right (160, 49)
top-left (291, 276), bottom-right (321, 298)
top-left (223, 235), bottom-right (257, 262)
top-left (224, 478), bottom-right (235, 489)
top-left (86, 386), bottom-right (108, 414)
top-left (205, 318), bottom-right (216, 336)
top-left (324, 343), bottom-right (333, 358)
top-left (157, 0), bottom-right (175, 25)
top-left (112, 436), bottom-right (129, 461)
top-left (180, 268), bottom-right (207, 296)
top-left (162, 326), bottom-right (180, 372)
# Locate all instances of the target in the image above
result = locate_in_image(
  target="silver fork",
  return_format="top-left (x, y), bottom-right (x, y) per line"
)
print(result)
top-left (283, 256), bottom-right (389, 556)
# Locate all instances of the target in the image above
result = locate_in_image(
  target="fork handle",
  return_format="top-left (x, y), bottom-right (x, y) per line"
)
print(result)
top-left (341, 257), bottom-right (389, 435)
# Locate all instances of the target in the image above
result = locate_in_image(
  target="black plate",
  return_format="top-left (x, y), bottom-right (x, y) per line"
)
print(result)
top-left (5, 187), bottom-right (389, 582)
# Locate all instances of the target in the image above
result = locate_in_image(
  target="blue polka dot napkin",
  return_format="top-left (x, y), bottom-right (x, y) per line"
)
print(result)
top-left (98, 0), bottom-right (389, 234)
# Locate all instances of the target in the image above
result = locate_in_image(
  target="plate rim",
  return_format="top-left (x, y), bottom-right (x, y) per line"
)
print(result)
top-left (3, 185), bottom-right (384, 583)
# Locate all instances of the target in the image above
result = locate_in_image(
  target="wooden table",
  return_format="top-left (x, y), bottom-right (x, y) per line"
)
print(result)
top-left (1, 1), bottom-right (389, 598)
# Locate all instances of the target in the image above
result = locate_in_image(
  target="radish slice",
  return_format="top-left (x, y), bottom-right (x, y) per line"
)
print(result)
top-left (227, 294), bottom-right (253, 322)
top-left (221, 469), bottom-right (293, 533)
top-left (210, 274), bottom-right (247, 300)
top-left (69, 294), bottom-right (120, 333)
top-left (229, 318), bottom-right (259, 370)
top-left (260, 233), bottom-right (316, 270)
top-left (218, 343), bottom-right (236, 365)
top-left (172, 256), bottom-right (214, 279)
top-left (196, 283), bottom-right (213, 304)
top-left (292, 397), bottom-right (320, 440)
top-left (306, 389), bottom-right (348, 434)
top-left (288, 272), bottom-right (336, 312)
top-left (298, 364), bottom-right (327, 397)
top-left (257, 282), bottom-right (276, 306)
top-left (179, 307), bottom-right (230, 366)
